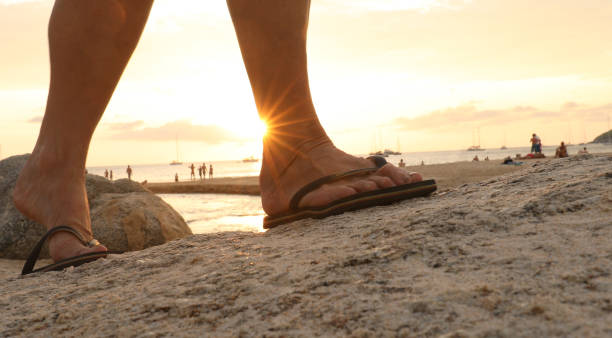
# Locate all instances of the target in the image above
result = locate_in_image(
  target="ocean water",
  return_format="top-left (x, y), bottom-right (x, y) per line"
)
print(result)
top-left (158, 193), bottom-right (265, 234)
top-left (88, 143), bottom-right (612, 234)
top-left (87, 143), bottom-right (612, 182)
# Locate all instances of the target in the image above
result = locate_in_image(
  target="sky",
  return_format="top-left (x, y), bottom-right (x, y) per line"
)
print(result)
top-left (1, 0), bottom-right (611, 165)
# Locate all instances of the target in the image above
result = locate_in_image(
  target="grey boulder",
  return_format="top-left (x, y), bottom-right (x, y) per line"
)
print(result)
top-left (0, 154), bottom-right (192, 259)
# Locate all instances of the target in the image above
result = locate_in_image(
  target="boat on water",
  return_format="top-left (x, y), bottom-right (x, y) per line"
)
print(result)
top-left (368, 149), bottom-right (401, 157)
top-left (467, 145), bottom-right (485, 151)
top-left (169, 135), bottom-right (182, 165)
top-left (242, 156), bottom-right (259, 163)
top-left (500, 145), bottom-right (508, 150)
top-left (384, 149), bottom-right (401, 156)
top-left (468, 128), bottom-right (485, 151)
top-left (368, 150), bottom-right (388, 157)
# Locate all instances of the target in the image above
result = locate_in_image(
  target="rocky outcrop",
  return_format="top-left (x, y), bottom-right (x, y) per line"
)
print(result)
top-left (0, 154), bottom-right (192, 259)
top-left (0, 155), bottom-right (611, 337)
top-left (592, 129), bottom-right (612, 143)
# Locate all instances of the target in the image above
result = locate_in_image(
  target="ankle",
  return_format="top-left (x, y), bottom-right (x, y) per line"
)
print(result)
top-left (262, 132), bottom-right (331, 172)
top-left (30, 142), bottom-right (87, 177)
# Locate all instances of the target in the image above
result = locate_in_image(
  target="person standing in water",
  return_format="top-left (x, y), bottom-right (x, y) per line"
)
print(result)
top-left (189, 163), bottom-right (196, 181)
top-left (126, 165), bottom-right (133, 181)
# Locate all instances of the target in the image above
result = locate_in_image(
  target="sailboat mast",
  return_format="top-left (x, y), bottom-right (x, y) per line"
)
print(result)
top-left (175, 135), bottom-right (179, 162)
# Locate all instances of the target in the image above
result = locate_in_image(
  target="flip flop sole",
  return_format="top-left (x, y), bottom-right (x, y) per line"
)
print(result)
top-left (32, 251), bottom-right (111, 274)
top-left (264, 179), bottom-right (436, 228)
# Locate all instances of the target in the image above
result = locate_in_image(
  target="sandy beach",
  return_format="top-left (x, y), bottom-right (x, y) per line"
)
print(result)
top-left (144, 158), bottom-right (531, 195)
top-left (1, 154), bottom-right (610, 336)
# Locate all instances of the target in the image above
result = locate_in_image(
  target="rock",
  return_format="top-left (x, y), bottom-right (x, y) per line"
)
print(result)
top-left (0, 154), bottom-right (192, 259)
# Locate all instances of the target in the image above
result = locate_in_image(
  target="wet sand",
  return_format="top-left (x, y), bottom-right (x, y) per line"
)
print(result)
top-left (145, 158), bottom-right (533, 195)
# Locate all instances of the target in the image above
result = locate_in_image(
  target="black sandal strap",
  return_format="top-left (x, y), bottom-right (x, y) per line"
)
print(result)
top-left (288, 156), bottom-right (388, 211)
top-left (21, 225), bottom-right (92, 275)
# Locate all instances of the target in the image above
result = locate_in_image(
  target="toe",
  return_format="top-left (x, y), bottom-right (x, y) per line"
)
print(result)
top-left (376, 164), bottom-right (410, 185)
top-left (367, 175), bottom-right (396, 189)
top-left (346, 178), bottom-right (379, 192)
top-left (299, 184), bottom-right (358, 209)
top-left (407, 172), bottom-right (423, 183)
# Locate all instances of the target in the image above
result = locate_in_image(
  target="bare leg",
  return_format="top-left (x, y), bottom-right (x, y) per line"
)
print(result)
top-left (13, 0), bottom-right (153, 262)
top-left (227, 0), bottom-right (422, 216)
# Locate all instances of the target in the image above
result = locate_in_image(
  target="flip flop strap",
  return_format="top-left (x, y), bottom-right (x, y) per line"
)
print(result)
top-left (21, 225), bottom-right (94, 275)
top-left (288, 156), bottom-right (387, 211)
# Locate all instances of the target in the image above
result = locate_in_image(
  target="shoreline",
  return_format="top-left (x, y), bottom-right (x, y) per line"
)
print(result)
top-left (146, 176), bottom-right (260, 195)
top-left (145, 158), bottom-right (545, 195)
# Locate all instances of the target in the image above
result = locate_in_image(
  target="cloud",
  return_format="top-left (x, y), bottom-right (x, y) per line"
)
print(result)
top-left (0, 0), bottom-right (41, 5)
top-left (106, 120), bottom-right (145, 131)
top-left (392, 102), bottom-right (612, 131)
top-left (105, 120), bottom-right (242, 144)
top-left (319, 0), bottom-right (472, 13)
top-left (27, 115), bottom-right (42, 123)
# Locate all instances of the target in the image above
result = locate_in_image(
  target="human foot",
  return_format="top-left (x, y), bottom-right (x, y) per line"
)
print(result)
top-left (259, 139), bottom-right (423, 217)
top-left (13, 151), bottom-right (107, 262)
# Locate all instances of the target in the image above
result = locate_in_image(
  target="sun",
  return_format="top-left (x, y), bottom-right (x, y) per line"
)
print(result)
top-left (228, 116), bottom-right (268, 141)
top-left (254, 118), bottom-right (268, 139)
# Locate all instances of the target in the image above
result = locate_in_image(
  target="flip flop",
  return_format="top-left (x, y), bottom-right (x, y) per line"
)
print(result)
top-left (21, 225), bottom-right (117, 275)
top-left (263, 156), bottom-right (437, 229)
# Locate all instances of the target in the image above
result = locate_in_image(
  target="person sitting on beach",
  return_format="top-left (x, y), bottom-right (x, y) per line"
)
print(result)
top-left (473, 155), bottom-right (479, 162)
top-left (398, 159), bottom-right (405, 168)
top-left (12, 1), bottom-right (428, 274)
top-left (578, 147), bottom-right (589, 154)
top-left (126, 165), bottom-right (133, 181)
top-left (555, 142), bottom-right (569, 158)
top-left (502, 156), bottom-right (514, 164)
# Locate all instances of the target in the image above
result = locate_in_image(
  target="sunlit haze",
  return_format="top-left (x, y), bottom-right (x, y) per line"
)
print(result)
top-left (1, 0), bottom-right (611, 165)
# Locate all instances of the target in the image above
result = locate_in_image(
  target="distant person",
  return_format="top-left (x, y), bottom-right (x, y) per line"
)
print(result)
top-left (398, 159), bottom-right (405, 168)
top-left (198, 166), bottom-right (203, 180)
top-left (578, 147), bottom-right (589, 154)
top-left (104, 169), bottom-right (109, 179)
top-left (473, 155), bottom-right (479, 162)
top-left (421, 160), bottom-right (425, 166)
top-left (126, 165), bottom-right (133, 181)
top-left (189, 163), bottom-right (196, 180)
top-left (209, 164), bottom-right (213, 180)
top-left (485, 156), bottom-right (489, 161)
top-left (530, 133), bottom-right (542, 154)
top-left (174, 173), bottom-right (179, 182)
top-left (555, 142), bottom-right (568, 158)
top-left (502, 156), bottom-right (523, 166)
top-left (110, 170), bottom-right (113, 181)
top-left (202, 164), bottom-right (207, 179)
